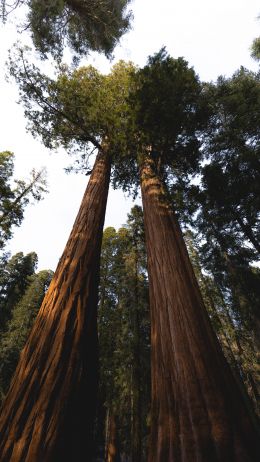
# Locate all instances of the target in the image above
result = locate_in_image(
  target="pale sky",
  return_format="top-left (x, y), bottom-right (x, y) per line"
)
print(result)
top-left (0, 0), bottom-right (259, 270)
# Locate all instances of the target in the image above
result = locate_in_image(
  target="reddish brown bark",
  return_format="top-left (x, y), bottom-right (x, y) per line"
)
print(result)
top-left (0, 151), bottom-right (111, 462)
top-left (140, 156), bottom-right (260, 462)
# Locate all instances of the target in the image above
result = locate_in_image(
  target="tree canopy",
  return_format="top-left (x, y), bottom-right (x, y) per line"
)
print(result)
top-left (8, 47), bottom-right (209, 195)
top-left (9, 48), bottom-right (140, 190)
top-left (127, 48), bottom-right (208, 180)
top-left (1, 0), bottom-right (132, 60)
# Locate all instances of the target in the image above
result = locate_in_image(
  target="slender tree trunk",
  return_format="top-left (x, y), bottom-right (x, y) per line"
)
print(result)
top-left (105, 409), bottom-right (120, 462)
top-left (205, 283), bottom-right (260, 415)
top-left (131, 242), bottom-right (142, 462)
top-left (131, 313), bottom-right (142, 462)
top-left (213, 285), bottom-right (260, 410)
top-left (252, 314), bottom-right (260, 351)
top-left (140, 155), bottom-right (260, 462)
top-left (221, 250), bottom-right (260, 351)
top-left (0, 150), bottom-right (111, 462)
top-left (247, 374), bottom-right (260, 410)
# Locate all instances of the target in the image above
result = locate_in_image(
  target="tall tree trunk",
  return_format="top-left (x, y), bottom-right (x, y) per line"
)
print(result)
top-left (0, 150), bottom-right (111, 462)
top-left (140, 155), bottom-right (260, 462)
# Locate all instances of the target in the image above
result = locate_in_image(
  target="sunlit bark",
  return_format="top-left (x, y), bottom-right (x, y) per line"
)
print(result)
top-left (0, 150), bottom-right (111, 462)
top-left (140, 155), bottom-right (260, 462)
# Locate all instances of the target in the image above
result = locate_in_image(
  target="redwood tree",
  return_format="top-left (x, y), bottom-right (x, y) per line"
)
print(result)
top-left (0, 2), bottom-right (133, 457)
top-left (0, 150), bottom-right (111, 461)
top-left (0, 57), bottom-right (135, 461)
top-left (133, 50), bottom-right (260, 460)
top-left (0, 54), bottom-right (136, 462)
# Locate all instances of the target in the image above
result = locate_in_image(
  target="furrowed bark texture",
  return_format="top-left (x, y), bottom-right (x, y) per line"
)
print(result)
top-left (140, 156), bottom-right (260, 462)
top-left (0, 151), bottom-right (111, 462)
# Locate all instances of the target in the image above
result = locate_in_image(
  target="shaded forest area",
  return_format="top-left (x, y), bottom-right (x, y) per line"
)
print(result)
top-left (0, 1), bottom-right (260, 461)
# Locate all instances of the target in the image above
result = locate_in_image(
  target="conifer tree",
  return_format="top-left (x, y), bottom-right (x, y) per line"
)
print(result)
top-left (131, 49), bottom-right (260, 461)
top-left (0, 0), bottom-right (132, 458)
top-left (0, 251), bottom-right (38, 330)
top-left (0, 151), bottom-right (47, 249)
top-left (0, 150), bottom-right (111, 461)
top-left (0, 57), bottom-right (135, 461)
top-left (0, 268), bottom-right (53, 404)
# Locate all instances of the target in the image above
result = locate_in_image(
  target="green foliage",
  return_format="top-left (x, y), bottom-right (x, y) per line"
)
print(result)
top-left (1, 0), bottom-right (132, 60)
top-left (97, 206), bottom-right (150, 459)
top-left (0, 151), bottom-right (48, 249)
top-left (9, 47), bottom-right (209, 195)
top-left (173, 67), bottom-right (260, 331)
top-left (251, 37), bottom-right (260, 61)
top-left (0, 268), bottom-right (53, 403)
top-left (181, 180), bottom-right (260, 411)
top-left (9, 49), bottom-right (139, 191)
top-left (205, 67), bottom-right (260, 149)
top-left (185, 231), bottom-right (260, 414)
top-left (191, 69), bottom-right (260, 330)
top-left (129, 48), bottom-right (205, 176)
top-left (0, 251), bottom-right (38, 329)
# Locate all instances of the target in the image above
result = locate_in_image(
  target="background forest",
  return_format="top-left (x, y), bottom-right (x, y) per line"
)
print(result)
top-left (0, 1), bottom-right (259, 462)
